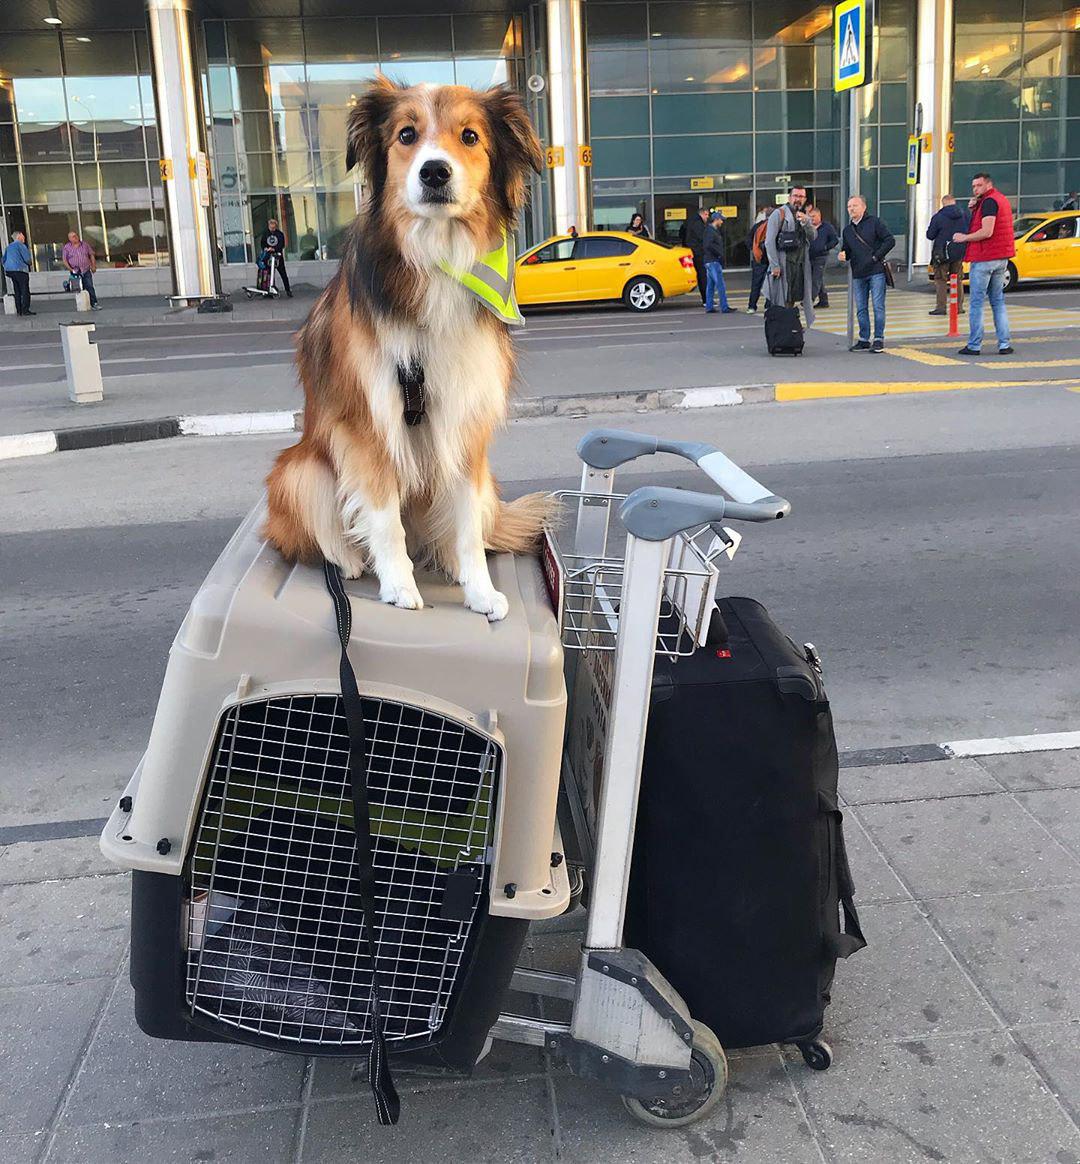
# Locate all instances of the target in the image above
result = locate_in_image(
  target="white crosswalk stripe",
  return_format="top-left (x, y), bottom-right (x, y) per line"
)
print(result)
top-left (812, 289), bottom-right (1080, 340)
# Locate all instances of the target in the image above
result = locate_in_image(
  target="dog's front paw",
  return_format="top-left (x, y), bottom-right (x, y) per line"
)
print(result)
top-left (380, 581), bottom-right (424, 610)
top-left (464, 586), bottom-right (509, 622)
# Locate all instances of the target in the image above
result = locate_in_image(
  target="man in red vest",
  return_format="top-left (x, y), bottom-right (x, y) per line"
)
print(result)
top-left (951, 171), bottom-right (1015, 355)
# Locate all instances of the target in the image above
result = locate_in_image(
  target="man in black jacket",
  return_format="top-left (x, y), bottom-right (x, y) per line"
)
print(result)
top-left (680, 207), bottom-right (709, 305)
top-left (926, 195), bottom-right (968, 315)
top-left (702, 212), bottom-right (736, 313)
top-left (258, 218), bottom-right (292, 297)
top-left (837, 195), bottom-right (895, 353)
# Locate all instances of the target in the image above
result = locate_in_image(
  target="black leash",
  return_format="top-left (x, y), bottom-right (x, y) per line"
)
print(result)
top-left (323, 559), bottom-right (401, 1126)
top-left (396, 359), bottom-right (426, 426)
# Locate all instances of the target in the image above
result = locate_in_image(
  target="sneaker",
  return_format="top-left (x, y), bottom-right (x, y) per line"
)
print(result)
top-left (91, 303), bottom-right (102, 310)
top-left (957, 345), bottom-right (980, 355)
top-left (704, 308), bottom-right (717, 314)
top-left (928, 308), bottom-right (946, 315)
top-left (871, 338), bottom-right (884, 353)
top-left (286, 291), bottom-right (293, 298)
top-left (998, 346), bottom-right (1014, 355)
top-left (815, 299), bottom-right (830, 309)
top-left (849, 340), bottom-right (871, 351)
top-left (745, 305), bottom-right (758, 313)
top-left (722, 306), bottom-right (738, 313)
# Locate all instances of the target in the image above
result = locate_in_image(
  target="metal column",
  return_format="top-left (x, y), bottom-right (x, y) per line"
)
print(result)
top-left (913, 0), bottom-right (954, 267)
top-left (147, 0), bottom-right (220, 303)
top-left (545, 0), bottom-right (590, 234)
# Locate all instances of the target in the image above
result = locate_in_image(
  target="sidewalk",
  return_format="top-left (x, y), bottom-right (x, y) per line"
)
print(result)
top-left (3, 744), bottom-right (1079, 1163)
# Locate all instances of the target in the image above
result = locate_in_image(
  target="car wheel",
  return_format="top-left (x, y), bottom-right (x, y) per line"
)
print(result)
top-left (624, 277), bottom-right (661, 312)
top-left (1004, 261), bottom-right (1019, 292)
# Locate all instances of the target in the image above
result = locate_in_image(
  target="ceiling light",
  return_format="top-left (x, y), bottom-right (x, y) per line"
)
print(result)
top-left (76, 36), bottom-right (91, 43)
top-left (44, 16), bottom-right (63, 24)
top-left (684, 76), bottom-right (695, 82)
top-left (651, 32), bottom-right (662, 38)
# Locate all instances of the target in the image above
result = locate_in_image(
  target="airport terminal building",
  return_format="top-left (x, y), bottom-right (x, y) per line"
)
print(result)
top-left (1, 0), bottom-right (1078, 298)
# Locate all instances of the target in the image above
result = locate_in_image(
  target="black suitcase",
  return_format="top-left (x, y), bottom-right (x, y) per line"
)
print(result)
top-left (764, 303), bottom-right (804, 355)
top-left (625, 597), bottom-right (865, 1067)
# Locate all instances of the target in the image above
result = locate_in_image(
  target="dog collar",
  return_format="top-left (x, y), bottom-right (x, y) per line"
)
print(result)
top-left (437, 228), bottom-right (524, 327)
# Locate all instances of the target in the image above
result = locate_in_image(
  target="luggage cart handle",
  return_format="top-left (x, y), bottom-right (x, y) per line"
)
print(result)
top-left (619, 486), bottom-right (786, 542)
top-left (577, 428), bottom-right (790, 513)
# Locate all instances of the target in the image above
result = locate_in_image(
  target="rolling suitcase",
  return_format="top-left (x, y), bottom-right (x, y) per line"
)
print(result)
top-left (625, 596), bottom-right (865, 1067)
top-left (764, 303), bottom-right (804, 355)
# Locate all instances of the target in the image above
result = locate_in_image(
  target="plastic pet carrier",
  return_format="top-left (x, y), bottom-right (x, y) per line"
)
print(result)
top-left (101, 504), bottom-right (570, 1077)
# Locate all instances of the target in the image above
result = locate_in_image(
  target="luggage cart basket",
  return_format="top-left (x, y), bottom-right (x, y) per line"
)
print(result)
top-left (492, 428), bottom-right (790, 1127)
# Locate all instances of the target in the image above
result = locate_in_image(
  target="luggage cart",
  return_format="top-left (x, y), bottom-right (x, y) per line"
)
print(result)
top-left (491, 428), bottom-right (790, 1127)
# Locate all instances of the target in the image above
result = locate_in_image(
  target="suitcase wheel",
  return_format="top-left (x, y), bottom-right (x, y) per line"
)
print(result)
top-left (620, 1020), bottom-right (728, 1129)
top-left (798, 1038), bottom-right (833, 1071)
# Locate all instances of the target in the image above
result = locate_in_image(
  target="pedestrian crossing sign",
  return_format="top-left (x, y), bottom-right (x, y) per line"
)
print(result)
top-left (834, 0), bottom-right (870, 92)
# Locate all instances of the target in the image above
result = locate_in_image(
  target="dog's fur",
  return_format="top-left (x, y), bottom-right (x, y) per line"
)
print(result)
top-left (264, 78), bottom-right (547, 621)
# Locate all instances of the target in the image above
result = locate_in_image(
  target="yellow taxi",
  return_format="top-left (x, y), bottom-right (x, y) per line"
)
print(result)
top-left (515, 231), bottom-right (698, 312)
top-left (1003, 210), bottom-right (1080, 291)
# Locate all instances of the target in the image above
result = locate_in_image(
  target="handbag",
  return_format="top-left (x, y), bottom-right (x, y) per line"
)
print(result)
top-left (775, 207), bottom-right (803, 253)
top-left (850, 221), bottom-right (894, 286)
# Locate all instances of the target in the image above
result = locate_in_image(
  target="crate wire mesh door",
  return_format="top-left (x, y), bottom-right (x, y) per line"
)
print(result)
top-left (184, 693), bottom-right (498, 1049)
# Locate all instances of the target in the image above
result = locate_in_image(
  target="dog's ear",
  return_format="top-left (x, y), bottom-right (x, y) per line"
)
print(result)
top-left (484, 84), bottom-right (543, 217)
top-left (345, 74), bottom-right (401, 185)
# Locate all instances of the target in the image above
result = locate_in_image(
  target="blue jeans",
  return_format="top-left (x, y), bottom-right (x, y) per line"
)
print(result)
top-left (704, 261), bottom-right (729, 311)
top-left (852, 272), bottom-right (886, 341)
top-left (73, 268), bottom-right (98, 305)
top-left (966, 259), bottom-right (1010, 351)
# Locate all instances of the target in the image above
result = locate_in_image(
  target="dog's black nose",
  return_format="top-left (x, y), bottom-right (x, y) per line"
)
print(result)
top-left (419, 159), bottom-right (452, 189)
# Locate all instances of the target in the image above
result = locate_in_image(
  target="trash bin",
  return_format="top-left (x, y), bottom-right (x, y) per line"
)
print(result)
top-left (101, 502), bottom-right (570, 1070)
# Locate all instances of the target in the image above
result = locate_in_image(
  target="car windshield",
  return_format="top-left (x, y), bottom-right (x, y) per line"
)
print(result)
top-left (1014, 215), bottom-right (1048, 238)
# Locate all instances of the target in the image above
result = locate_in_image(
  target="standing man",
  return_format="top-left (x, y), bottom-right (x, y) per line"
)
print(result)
top-left (62, 231), bottom-right (100, 309)
top-left (681, 207), bottom-right (710, 305)
top-left (259, 218), bottom-right (292, 298)
top-left (703, 212), bottom-right (737, 314)
top-left (926, 195), bottom-right (968, 316)
top-left (2, 230), bottom-right (34, 316)
top-left (807, 206), bottom-right (840, 309)
top-left (745, 205), bottom-right (770, 313)
top-left (952, 172), bottom-right (1015, 355)
top-left (764, 185), bottom-right (817, 331)
top-left (837, 195), bottom-right (895, 353)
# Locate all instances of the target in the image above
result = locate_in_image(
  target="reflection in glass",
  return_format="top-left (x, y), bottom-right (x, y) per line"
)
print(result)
top-left (11, 78), bottom-right (67, 123)
top-left (650, 48), bottom-right (753, 91)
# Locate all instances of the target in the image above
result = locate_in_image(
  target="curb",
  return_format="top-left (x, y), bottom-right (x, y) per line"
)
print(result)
top-left (3, 730), bottom-right (1077, 848)
top-left (0, 383), bottom-right (772, 462)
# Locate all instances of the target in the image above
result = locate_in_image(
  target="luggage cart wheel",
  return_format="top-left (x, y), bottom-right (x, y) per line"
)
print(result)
top-left (620, 1020), bottom-right (728, 1128)
top-left (798, 1039), bottom-right (833, 1071)
top-left (244, 290), bottom-right (254, 300)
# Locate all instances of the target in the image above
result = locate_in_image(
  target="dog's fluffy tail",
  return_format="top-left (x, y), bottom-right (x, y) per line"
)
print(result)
top-left (486, 491), bottom-right (560, 554)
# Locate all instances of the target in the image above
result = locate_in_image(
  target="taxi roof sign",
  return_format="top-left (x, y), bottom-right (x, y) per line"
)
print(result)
top-left (834, 0), bottom-right (872, 92)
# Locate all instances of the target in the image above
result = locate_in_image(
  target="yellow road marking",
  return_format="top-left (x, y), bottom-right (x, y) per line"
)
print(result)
top-left (775, 380), bottom-right (1074, 402)
top-left (886, 346), bottom-right (964, 366)
top-left (955, 357), bottom-right (1080, 369)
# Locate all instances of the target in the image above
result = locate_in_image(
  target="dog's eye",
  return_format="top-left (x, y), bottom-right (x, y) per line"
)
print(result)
top-left (461, 128), bottom-right (479, 147)
top-left (398, 126), bottom-right (417, 145)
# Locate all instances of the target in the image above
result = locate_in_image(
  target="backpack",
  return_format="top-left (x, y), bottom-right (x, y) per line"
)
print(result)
top-left (751, 219), bottom-right (768, 264)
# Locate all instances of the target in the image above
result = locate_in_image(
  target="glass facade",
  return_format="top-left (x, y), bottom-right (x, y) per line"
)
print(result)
top-left (584, 0), bottom-right (901, 265)
top-left (201, 13), bottom-right (527, 264)
top-left (0, 29), bottom-right (165, 271)
top-left (953, 0), bottom-right (1080, 212)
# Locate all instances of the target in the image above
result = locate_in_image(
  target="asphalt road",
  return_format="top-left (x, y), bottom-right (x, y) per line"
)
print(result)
top-left (3, 276), bottom-right (1079, 390)
top-left (2, 383), bottom-right (1078, 830)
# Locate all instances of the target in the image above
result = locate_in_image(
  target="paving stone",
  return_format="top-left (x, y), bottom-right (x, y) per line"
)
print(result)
top-left (0, 874), bottom-right (129, 986)
top-left (855, 794), bottom-right (1080, 899)
top-left (1013, 1021), bottom-right (1080, 1126)
top-left (840, 812), bottom-right (911, 905)
top-left (826, 902), bottom-right (998, 1043)
top-left (975, 749), bottom-right (1080, 792)
top-left (0, 836), bottom-right (118, 886)
top-left (47, 1108), bottom-right (301, 1164)
top-left (552, 1049), bottom-right (825, 1163)
top-left (302, 1077), bottom-right (552, 1163)
top-left (0, 978), bottom-right (112, 1134)
top-left (788, 1031), bottom-right (1080, 1164)
top-left (309, 1036), bottom-right (545, 1102)
top-left (1017, 788), bottom-right (1080, 858)
top-left (840, 758), bottom-right (999, 805)
top-left (59, 979), bottom-right (307, 1126)
top-left (929, 887), bottom-right (1080, 1027)
top-left (0, 1133), bottom-right (43, 1164)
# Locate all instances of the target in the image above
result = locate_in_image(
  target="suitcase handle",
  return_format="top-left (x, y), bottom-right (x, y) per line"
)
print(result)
top-left (576, 428), bottom-right (790, 515)
top-left (618, 485), bottom-right (787, 542)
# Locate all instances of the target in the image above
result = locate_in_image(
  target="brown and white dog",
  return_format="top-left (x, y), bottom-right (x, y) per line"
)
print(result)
top-left (264, 77), bottom-right (547, 621)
